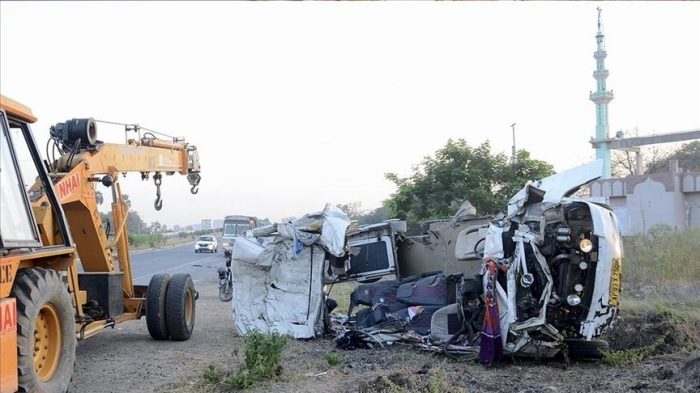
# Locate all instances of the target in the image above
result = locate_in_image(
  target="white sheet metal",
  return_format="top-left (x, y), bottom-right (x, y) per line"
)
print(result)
top-left (579, 201), bottom-right (623, 339)
top-left (290, 204), bottom-right (351, 257)
top-left (535, 159), bottom-right (603, 203)
top-left (231, 236), bottom-right (265, 265)
top-left (483, 224), bottom-right (505, 260)
top-left (507, 160), bottom-right (603, 217)
top-left (232, 242), bottom-right (326, 339)
top-left (319, 205), bottom-right (351, 257)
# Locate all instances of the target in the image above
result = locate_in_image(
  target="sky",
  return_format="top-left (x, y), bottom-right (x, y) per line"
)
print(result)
top-left (1, 2), bottom-right (699, 228)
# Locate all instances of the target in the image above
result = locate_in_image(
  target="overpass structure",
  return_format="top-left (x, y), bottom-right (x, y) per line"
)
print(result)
top-left (591, 128), bottom-right (700, 176)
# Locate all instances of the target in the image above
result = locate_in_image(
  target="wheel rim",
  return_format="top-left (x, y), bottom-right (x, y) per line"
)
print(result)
top-left (185, 289), bottom-right (193, 326)
top-left (34, 303), bottom-right (61, 381)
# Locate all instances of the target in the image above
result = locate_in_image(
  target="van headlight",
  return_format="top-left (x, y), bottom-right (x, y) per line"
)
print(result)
top-left (579, 238), bottom-right (593, 253)
top-left (567, 294), bottom-right (582, 307)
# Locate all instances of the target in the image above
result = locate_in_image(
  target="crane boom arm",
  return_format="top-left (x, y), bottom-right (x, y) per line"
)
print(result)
top-left (56, 140), bottom-right (200, 178)
top-left (34, 120), bottom-right (201, 301)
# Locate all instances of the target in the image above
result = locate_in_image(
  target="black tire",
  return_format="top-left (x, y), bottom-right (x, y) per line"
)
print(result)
top-left (218, 281), bottom-right (233, 302)
top-left (146, 274), bottom-right (171, 340)
top-left (566, 338), bottom-right (610, 359)
top-left (165, 274), bottom-right (196, 341)
top-left (11, 267), bottom-right (76, 393)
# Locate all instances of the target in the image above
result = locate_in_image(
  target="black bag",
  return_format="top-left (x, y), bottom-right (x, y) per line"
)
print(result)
top-left (397, 274), bottom-right (448, 307)
top-left (348, 280), bottom-right (398, 314)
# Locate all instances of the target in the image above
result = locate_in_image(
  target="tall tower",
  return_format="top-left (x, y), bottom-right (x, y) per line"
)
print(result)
top-left (590, 7), bottom-right (614, 178)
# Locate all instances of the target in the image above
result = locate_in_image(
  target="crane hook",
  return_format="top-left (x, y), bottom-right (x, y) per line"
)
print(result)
top-left (191, 185), bottom-right (199, 195)
top-left (153, 172), bottom-right (163, 211)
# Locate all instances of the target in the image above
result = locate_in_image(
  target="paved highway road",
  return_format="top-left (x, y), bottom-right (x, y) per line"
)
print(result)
top-left (130, 240), bottom-right (227, 286)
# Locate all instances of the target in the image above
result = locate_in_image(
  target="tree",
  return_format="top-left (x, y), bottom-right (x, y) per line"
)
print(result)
top-left (336, 202), bottom-right (391, 225)
top-left (665, 141), bottom-right (700, 172)
top-left (385, 139), bottom-right (554, 231)
top-left (126, 209), bottom-right (146, 234)
top-left (494, 150), bottom-right (558, 206)
top-left (148, 221), bottom-right (163, 234)
top-left (335, 202), bottom-right (365, 218)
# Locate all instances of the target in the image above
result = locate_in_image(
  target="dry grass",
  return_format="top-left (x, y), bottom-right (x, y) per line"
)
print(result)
top-left (623, 226), bottom-right (700, 287)
top-left (327, 280), bottom-right (360, 315)
top-left (620, 226), bottom-right (700, 318)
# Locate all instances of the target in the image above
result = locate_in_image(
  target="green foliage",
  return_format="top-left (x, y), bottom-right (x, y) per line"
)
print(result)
top-left (601, 334), bottom-right (667, 367)
top-left (335, 202), bottom-right (391, 225)
top-left (427, 368), bottom-right (459, 393)
top-left (223, 330), bottom-right (290, 389)
top-left (384, 139), bottom-right (554, 231)
top-left (203, 364), bottom-right (220, 384)
top-left (127, 233), bottom-right (166, 248)
top-left (647, 140), bottom-right (700, 174)
top-left (324, 352), bottom-right (344, 366)
top-left (623, 226), bottom-right (700, 287)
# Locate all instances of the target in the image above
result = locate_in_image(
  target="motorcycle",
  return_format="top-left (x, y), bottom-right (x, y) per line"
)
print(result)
top-left (218, 249), bottom-right (233, 302)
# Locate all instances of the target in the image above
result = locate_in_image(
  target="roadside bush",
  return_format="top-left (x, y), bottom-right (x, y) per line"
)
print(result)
top-left (601, 334), bottom-right (667, 367)
top-left (602, 306), bottom-right (700, 367)
top-left (127, 233), bottom-right (167, 248)
top-left (324, 352), bottom-right (344, 366)
top-left (223, 330), bottom-right (290, 389)
top-left (203, 364), bottom-right (220, 384)
top-left (148, 233), bottom-right (165, 247)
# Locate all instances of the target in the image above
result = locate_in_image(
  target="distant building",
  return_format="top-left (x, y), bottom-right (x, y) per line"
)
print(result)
top-left (201, 219), bottom-right (212, 230)
top-left (213, 219), bottom-right (224, 229)
top-left (589, 160), bottom-right (700, 235)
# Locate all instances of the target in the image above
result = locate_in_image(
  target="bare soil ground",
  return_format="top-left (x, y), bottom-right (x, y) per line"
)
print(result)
top-left (70, 280), bottom-right (700, 393)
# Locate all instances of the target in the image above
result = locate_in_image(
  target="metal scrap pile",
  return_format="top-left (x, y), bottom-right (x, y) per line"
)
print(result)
top-left (333, 272), bottom-right (482, 360)
top-left (332, 160), bottom-right (624, 366)
top-left (230, 204), bottom-right (351, 339)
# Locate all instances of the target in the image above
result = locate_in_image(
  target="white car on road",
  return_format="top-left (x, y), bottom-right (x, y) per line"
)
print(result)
top-left (194, 236), bottom-right (218, 253)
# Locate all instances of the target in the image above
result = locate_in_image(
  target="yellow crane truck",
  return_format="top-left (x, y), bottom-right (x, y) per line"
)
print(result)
top-left (0, 95), bottom-right (202, 393)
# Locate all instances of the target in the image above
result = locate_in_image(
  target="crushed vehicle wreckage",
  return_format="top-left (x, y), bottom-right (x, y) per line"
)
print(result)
top-left (229, 160), bottom-right (623, 363)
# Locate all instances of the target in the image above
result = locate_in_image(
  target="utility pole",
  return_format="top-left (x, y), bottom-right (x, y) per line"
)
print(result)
top-left (510, 123), bottom-right (517, 165)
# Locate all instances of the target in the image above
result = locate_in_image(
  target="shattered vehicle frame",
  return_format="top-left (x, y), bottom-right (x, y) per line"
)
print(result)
top-left (333, 160), bottom-right (623, 360)
top-left (471, 159), bottom-right (623, 357)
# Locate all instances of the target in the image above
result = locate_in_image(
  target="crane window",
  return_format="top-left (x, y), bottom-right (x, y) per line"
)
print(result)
top-left (0, 112), bottom-right (41, 247)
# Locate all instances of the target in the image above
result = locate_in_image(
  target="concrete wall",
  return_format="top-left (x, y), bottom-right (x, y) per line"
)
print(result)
top-left (589, 163), bottom-right (699, 235)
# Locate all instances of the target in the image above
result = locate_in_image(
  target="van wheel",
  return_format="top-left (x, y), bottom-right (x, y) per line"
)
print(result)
top-left (146, 274), bottom-right (171, 340)
top-left (11, 268), bottom-right (76, 393)
top-left (166, 274), bottom-right (196, 341)
top-left (565, 338), bottom-right (610, 359)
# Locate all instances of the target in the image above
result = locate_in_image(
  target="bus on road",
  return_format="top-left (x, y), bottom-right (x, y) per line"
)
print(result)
top-left (222, 215), bottom-right (258, 251)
